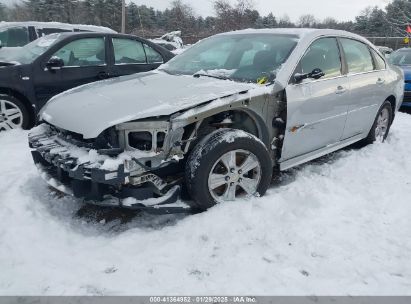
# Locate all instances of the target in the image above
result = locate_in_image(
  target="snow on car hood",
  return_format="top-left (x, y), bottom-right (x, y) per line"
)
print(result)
top-left (40, 71), bottom-right (256, 138)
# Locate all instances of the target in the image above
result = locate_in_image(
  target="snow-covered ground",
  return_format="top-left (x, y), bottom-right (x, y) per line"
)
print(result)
top-left (0, 113), bottom-right (410, 296)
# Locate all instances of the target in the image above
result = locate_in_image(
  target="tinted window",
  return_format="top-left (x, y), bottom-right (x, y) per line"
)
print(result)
top-left (340, 38), bottom-right (374, 73)
top-left (144, 44), bottom-right (163, 63)
top-left (0, 27), bottom-right (29, 47)
top-left (52, 38), bottom-right (106, 67)
top-left (300, 37), bottom-right (342, 79)
top-left (113, 38), bottom-right (146, 64)
top-left (371, 49), bottom-right (386, 70)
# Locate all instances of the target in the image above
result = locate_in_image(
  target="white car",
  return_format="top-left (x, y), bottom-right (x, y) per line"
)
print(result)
top-left (0, 21), bottom-right (115, 58)
top-left (150, 31), bottom-right (184, 54)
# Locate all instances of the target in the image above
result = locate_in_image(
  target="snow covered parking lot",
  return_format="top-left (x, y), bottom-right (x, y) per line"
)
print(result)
top-left (0, 113), bottom-right (411, 296)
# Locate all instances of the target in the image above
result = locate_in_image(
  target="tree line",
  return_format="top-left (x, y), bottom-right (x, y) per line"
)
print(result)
top-left (1, 0), bottom-right (411, 40)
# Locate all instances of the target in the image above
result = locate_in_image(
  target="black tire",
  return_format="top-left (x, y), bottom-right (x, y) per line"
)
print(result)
top-left (0, 94), bottom-right (31, 131)
top-left (185, 128), bottom-right (273, 211)
top-left (362, 100), bottom-right (393, 145)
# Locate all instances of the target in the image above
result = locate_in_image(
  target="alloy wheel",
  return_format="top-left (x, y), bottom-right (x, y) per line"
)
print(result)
top-left (375, 108), bottom-right (390, 143)
top-left (0, 99), bottom-right (23, 131)
top-left (207, 149), bottom-right (262, 203)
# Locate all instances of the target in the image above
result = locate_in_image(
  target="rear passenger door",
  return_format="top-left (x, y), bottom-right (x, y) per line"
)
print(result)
top-left (109, 37), bottom-right (164, 77)
top-left (339, 38), bottom-right (386, 139)
top-left (282, 37), bottom-right (350, 160)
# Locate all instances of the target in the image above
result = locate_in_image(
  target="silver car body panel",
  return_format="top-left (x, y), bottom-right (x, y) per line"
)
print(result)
top-left (40, 71), bottom-right (256, 139)
top-left (38, 28), bottom-right (404, 174)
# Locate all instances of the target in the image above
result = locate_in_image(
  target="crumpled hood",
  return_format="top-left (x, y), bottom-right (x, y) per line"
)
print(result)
top-left (41, 71), bottom-right (256, 138)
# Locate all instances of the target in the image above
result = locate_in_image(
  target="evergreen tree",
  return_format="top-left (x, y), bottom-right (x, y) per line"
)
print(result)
top-left (0, 3), bottom-right (8, 21)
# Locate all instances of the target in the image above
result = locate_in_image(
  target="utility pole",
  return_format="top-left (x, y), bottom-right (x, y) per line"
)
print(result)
top-left (121, 0), bottom-right (126, 33)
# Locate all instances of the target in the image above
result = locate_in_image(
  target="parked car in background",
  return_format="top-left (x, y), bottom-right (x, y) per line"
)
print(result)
top-left (388, 47), bottom-right (411, 109)
top-left (150, 31), bottom-right (185, 54)
top-left (0, 21), bottom-right (115, 58)
top-left (377, 46), bottom-right (393, 58)
top-left (0, 32), bottom-right (174, 131)
top-left (29, 29), bottom-right (403, 213)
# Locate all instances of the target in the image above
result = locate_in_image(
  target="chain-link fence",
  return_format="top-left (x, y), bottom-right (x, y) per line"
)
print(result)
top-left (365, 37), bottom-right (410, 50)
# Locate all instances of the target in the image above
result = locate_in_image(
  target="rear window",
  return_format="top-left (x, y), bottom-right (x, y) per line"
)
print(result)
top-left (0, 27), bottom-right (29, 47)
top-left (389, 50), bottom-right (411, 66)
top-left (340, 38), bottom-right (374, 74)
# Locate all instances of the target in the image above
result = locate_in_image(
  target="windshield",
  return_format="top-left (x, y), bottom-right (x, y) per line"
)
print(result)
top-left (388, 49), bottom-right (411, 66)
top-left (159, 33), bottom-right (298, 83)
top-left (1, 33), bottom-right (61, 64)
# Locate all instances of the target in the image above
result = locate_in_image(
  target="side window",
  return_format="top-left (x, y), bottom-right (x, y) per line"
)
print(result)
top-left (0, 27), bottom-right (29, 47)
top-left (300, 38), bottom-right (342, 79)
top-left (340, 38), bottom-right (374, 74)
top-left (113, 38), bottom-right (146, 64)
top-left (371, 49), bottom-right (386, 70)
top-left (144, 44), bottom-right (164, 64)
top-left (52, 38), bottom-right (106, 67)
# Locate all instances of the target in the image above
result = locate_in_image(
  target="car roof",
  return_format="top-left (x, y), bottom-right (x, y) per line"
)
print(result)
top-left (0, 21), bottom-right (116, 33)
top-left (217, 28), bottom-right (370, 43)
top-left (52, 32), bottom-right (147, 40)
top-left (395, 47), bottom-right (411, 52)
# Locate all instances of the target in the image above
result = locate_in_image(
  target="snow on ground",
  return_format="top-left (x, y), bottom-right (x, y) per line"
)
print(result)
top-left (0, 113), bottom-right (411, 296)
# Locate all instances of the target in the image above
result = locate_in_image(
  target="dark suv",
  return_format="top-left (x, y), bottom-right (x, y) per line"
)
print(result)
top-left (0, 32), bottom-right (174, 131)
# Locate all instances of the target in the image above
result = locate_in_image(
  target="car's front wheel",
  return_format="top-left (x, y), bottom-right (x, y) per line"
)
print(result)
top-left (0, 94), bottom-right (30, 131)
top-left (363, 100), bottom-right (393, 144)
top-left (185, 129), bottom-right (273, 211)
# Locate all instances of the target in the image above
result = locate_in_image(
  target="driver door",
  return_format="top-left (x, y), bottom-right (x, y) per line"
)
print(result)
top-left (281, 37), bottom-right (350, 161)
top-left (33, 36), bottom-right (109, 106)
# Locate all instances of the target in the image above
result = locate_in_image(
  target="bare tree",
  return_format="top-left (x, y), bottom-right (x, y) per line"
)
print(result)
top-left (298, 14), bottom-right (317, 28)
top-left (168, 0), bottom-right (196, 34)
top-left (213, 0), bottom-right (258, 32)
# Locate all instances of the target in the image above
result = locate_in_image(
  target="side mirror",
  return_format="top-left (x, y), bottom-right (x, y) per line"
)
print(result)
top-left (294, 68), bottom-right (325, 83)
top-left (46, 57), bottom-right (64, 71)
top-left (310, 68), bottom-right (325, 79)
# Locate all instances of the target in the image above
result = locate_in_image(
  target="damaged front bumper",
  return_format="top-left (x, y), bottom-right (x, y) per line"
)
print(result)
top-left (29, 124), bottom-right (191, 214)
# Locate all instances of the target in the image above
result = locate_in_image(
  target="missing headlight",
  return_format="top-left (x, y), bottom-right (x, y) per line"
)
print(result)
top-left (128, 132), bottom-right (152, 151)
top-left (157, 132), bottom-right (166, 149)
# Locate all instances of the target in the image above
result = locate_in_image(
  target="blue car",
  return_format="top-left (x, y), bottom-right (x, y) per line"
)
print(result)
top-left (389, 48), bottom-right (411, 108)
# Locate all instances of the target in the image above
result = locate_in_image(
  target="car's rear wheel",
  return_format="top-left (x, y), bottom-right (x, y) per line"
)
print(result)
top-left (363, 101), bottom-right (393, 144)
top-left (0, 95), bottom-right (30, 131)
top-left (185, 129), bottom-right (273, 211)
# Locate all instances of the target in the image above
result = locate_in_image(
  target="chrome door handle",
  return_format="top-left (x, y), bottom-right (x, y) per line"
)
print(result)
top-left (335, 86), bottom-right (347, 95)
top-left (376, 78), bottom-right (385, 85)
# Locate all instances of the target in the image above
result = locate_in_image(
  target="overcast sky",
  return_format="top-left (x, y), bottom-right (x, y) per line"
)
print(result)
top-left (2, 0), bottom-right (392, 22)
top-left (130, 0), bottom-right (391, 22)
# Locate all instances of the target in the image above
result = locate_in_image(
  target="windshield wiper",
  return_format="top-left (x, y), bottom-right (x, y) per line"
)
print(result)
top-left (193, 73), bottom-right (229, 80)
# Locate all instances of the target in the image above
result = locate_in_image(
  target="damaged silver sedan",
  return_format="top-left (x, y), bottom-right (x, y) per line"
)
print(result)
top-left (29, 29), bottom-right (404, 213)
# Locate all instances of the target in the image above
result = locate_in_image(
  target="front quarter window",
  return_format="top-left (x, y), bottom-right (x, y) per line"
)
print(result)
top-left (160, 34), bottom-right (298, 83)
